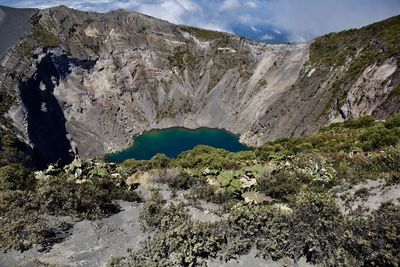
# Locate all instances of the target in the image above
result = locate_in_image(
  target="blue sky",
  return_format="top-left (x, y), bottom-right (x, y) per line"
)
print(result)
top-left (1, 0), bottom-right (400, 43)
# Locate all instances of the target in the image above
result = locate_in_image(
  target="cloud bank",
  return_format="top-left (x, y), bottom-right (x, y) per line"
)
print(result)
top-left (2, 0), bottom-right (400, 43)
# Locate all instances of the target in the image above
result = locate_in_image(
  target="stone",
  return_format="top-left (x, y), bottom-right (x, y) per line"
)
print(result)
top-left (242, 192), bottom-right (272, 204)
top-left (240, 176), bottom-right (257, 188)
top-left (75, 168), bottom-right (83, 179)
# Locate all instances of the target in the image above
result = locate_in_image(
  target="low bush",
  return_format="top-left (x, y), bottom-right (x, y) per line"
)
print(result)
top-left (345, 203), bottom-right (400, 266)
top-left (344, 115), bottom-right (376, 128)
top-left (189, 180), bottom-right (236, 204)
top-left (384, 115), bottom-right (400, 129)
top-left (0, 190), bottom-right (71, 251)
top-left (227, 204), bottom-right (291, 260)
top-left (35, 178), bottom-right (120, 220)
top-left (175, 145), bottom-right (240, 169)
top-left (119, 155), bottom-right (173, 174)
top-left (373, 145), bottom-right (400, 172)
top-left (257, 170), bottom-right (301, 202)
top-left (149, 154), bottom-right (171, 169)
top-left (360, 126), bottom-right (399, 151)
top-left (0, 164), bottom-right (35, 191)
top-left (289, 192), bottom-right (345, 265)
top-left (164, 170), bottom-right (197, 190)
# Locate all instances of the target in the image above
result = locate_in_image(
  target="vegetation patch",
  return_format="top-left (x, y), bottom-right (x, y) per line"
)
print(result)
top-left (180, 26), bottom-right (226, 41)
top-left (32, 22), bottom-right (61, 47)
top-left (169, 46), bottom-right (197, 70)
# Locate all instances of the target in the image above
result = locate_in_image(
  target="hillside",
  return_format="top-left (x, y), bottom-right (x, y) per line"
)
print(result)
top-left (1, 115), bottom-right (400, 266)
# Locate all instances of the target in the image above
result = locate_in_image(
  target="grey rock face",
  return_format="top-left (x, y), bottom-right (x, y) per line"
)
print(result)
top-left (0, 6), bottom-right (37, 59)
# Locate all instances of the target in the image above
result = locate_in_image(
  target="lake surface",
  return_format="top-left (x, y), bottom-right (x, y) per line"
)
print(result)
top-left (106, 127), bottom-right (249, 163)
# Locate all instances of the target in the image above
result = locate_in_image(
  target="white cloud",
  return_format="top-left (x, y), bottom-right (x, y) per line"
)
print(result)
top-left (238, 14), bottom-right (252, 24)
top-left (219, 0), bottom-right (241, 11)
top-left (196, 23), bottom-right (228, 32)
top-left (260, 34), bottom-right (273, 40)
top-left (244, 1), bottom-right (258, 8)
top-left (176, 0), bottom-right (199, 11)
top-left (267, 0), bottom-right (400, 41)
top-left (137, 1), bottom-right (187, 24)
top-left (251, 26), bottom-right (261, 32)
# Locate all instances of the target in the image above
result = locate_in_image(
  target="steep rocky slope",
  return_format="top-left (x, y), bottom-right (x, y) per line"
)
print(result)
top-left (245, 16), bottom-right (400, 145)
top-left (0, 5), bottom-right (399, 166)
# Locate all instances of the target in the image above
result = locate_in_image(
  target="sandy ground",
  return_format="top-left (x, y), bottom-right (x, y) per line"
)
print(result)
top-left (0, 202), bottom-right (145, 267)
top-left (0, 190), bottom-right (228, 267)
top-left (0, 6), bottom-right (37, 59)
top-left (336, 179), bottom-right (400, 214)
top-left (208, 250), bottom-right (316, 267)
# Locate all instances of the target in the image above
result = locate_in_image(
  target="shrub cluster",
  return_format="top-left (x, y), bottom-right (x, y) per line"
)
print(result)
top-left (126, 191), bottom-right (400, 267)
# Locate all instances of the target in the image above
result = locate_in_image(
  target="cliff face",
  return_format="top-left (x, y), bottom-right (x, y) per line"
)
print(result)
top-left (0, 6), bottom-right (399, 165)
top-left (242, 16), bottom-right (400, 145)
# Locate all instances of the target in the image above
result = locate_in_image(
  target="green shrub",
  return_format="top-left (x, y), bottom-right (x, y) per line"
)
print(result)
top-left (139, 202), bottom-right (168, 231)
top-left (354, 187), bottom-right (370, 200)
top-left (216, 170), bottom-right (242, 192)
top-left (0, 164), bottom-right (35, 191)
top-left (119, 159), bottom-right (150, 174)
top-left (175, 145), bottom-right (239, 169)
top-left (373, 145), bottom-right (400, 172)
top-left (131, 221), bottom-right (226, 266)
top-left (35, 177), bottom-right (120, 220)
top-left (384, 115), bottom-right (400, 129)
top-left (189, 180), bottom-right (236, 204)
top-left (289, 192), bottom-right (345, 265)
top-left (179, 26), bottom-right (225, 41)
top-left (149, 153), bottom-right (171, 169)
top-left (254, 144), bottom-right (275, 160)
top-left (133, 203), bottom-right (226, 266)
top-left (168, 46), bottom-right (197, 70)
top-left (360, 127), bottom-right (399, 151)
top-left (294, 142), bottom-right (314, 153)
top-left (164, 170), bottom-right (197, 190)
top-left (0, 190), bottom-right (71, 251)
top-left (345, 203), bottom-right (400, 266)
top-left (32, 22), bottom-right (61, 47)
top-left (386, 172), bottom-right (400, 185)
top-left (227, 204), bottom-right (291, 260)
top-left (257, 170), bottom-right (301, 202)
top-left (344, 116), bottom-right (376, 128)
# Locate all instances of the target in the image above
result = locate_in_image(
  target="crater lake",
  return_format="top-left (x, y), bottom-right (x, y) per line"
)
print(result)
top-left (106, 127), bottom-right (249, 163)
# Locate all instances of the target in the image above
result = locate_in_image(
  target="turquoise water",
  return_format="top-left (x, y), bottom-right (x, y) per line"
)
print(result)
top-left (106, 127), bottom-right (249, 163)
